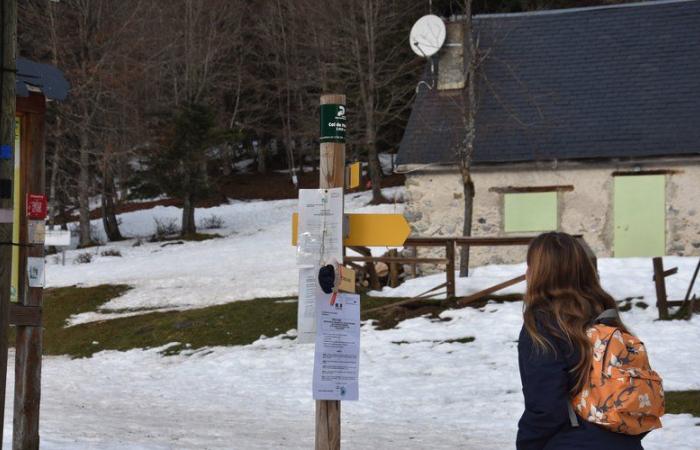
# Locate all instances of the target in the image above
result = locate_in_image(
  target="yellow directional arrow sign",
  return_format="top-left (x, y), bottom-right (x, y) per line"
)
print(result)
top-left (292, 213), bottom-right (411, 247)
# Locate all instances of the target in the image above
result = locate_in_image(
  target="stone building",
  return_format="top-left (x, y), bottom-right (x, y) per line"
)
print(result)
top-left (397, 0), bottom-right (700, 266)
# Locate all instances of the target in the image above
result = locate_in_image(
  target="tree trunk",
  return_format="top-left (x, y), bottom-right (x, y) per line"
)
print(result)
top-left (181, 193), bottom-right (196, 236)
top-left (365, 121), bottom-right (386, 204)
top-left (78, 129), bottom-right (92, 247)
top-left (256, 142), bottom-right (267, 174)
top-left (459, 0), bottom-right (477, 277)
top-left (48, 145), bottom-right (60, 227)
top-left (101, 167), bottom-right (123, 242)
top-left (459, 175), bottom-right (475, 277)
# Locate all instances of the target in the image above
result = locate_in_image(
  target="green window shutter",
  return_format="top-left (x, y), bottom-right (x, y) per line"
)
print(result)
top-left (504, 192), bottom-right (558, 233)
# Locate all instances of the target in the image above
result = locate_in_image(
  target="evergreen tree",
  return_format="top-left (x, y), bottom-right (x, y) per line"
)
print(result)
top-left (139, 103), bottom-right (227, 236)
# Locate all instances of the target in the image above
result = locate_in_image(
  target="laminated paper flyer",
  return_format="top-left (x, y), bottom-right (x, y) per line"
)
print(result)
top-left (313, 292), bottom-right (360, 401)
top-left (297, 266), bottom-right (317, 344)
top-left (296, 188), bottom-right (343, 265)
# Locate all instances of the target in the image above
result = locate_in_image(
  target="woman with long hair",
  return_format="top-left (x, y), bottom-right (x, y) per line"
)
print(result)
top-left (517, 232), bottom-right (644, 449)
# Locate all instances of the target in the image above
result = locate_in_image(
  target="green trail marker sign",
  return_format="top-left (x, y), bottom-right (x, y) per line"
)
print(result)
top-left (320, 104), bottom-right (346, 143)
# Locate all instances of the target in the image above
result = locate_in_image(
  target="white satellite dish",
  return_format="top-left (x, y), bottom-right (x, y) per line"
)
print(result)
top-left (409, 15), bottom-right (446, 58)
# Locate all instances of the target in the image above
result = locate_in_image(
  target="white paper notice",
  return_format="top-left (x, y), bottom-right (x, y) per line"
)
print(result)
top-left (297, 266), bottom-right (317, 344)
top-left (27, 257), bottom-right (45, 288)
top-left (297, 188), bottom-right (343, 265)
top-left (313, 292), bottom-right (360, 401)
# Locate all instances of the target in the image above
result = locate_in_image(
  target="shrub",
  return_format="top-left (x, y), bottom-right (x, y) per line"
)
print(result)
top-left (199, 214), bottom-right (224, 230)
top-left (100, 249), bottom-right (122, 257)
top-left (74, 252), bottom-right (93, 264)
top-left (151, 217), bottom-right (180, 241)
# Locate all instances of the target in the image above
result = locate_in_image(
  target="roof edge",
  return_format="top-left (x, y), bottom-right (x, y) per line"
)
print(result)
top-left (441, 0), bottom-right (697, 21)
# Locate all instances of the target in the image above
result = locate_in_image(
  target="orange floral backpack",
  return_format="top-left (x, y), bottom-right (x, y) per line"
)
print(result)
top-left (569, 309), bottom-right (665, 435)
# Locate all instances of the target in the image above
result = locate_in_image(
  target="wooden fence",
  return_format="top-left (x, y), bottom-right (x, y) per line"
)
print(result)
top-left (344, 235), bottom-right (596, 300)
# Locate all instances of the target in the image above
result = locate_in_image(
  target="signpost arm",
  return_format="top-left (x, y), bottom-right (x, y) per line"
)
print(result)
top-left (0, 0), bottom-right (17, 443)
top-left (316, 93), bottom-right (345, 450)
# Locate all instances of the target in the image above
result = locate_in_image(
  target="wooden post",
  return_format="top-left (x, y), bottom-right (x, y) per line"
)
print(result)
top-left (409, 245), bottom-right (417, 278)
top-left (388, 249), bottom-right (399, 287)
top-left (316, 93), bottom-right (344, 450)
top-left (13, 94), bottom-right (46, 450)
top-left (446, 240), bottom-right (456, 298)
top-left (0, 0), bottom-right (17, 443)
top-left (652, 257), bottom-right (669, 320)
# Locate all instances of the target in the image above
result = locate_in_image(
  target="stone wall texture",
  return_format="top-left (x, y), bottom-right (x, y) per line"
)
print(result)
top-left (403, 160), bottom-right (700, 269)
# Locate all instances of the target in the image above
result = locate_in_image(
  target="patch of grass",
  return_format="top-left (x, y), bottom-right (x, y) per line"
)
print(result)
top-left (666, 391), bottom-right (700, 417)
top-left (618, 301), bottom-right (632, 312)
top-left (19, 284), bottom-right (499, 358)
top-left (442, 336), bottom-right (476, 344)
top-left (23, 285), bottom-right (399, 358)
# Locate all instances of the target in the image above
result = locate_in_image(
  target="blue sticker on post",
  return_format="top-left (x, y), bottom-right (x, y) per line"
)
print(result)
top-left (0, 145), bottom-right (11, 160)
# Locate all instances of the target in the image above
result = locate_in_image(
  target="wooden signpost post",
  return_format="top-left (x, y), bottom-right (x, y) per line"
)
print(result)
top-left (311, 94), bottom-right (411, 449)
top-left (316, 93), bottom-right (345, 450)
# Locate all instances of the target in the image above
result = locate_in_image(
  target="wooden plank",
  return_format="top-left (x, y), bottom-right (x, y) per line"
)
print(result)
top-left (489, 185), bottom-right (574, 194)
top-left (652, 267), bottom-right (678, 280)
top-left (404, 235), bottom-right (584, 247)
top-left (404, 236), bottom-right (535, 247)
top-left (652, 257), bottom-right (669, 320)
top-left (455, 274), bottom-right (526, 307)
top-left (344, 256), bottom-right (447, 264)
top-left (9, 305), bottom-right (41, 327)
top-left (362, 282), bottom-right (448, 316)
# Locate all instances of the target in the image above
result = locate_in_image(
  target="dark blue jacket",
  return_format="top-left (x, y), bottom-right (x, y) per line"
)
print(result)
top-left (517, 322), bottom-right (644, 450)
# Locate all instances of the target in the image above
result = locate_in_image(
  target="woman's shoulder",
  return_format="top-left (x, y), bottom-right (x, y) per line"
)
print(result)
top-left (520, 308), bottom-right (575, 356)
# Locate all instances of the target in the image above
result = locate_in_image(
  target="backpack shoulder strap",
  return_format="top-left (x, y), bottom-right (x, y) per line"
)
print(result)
top-left (567, 403), bottom-right (579, 427)
top-left (595, 308), bottom-right (618, 323)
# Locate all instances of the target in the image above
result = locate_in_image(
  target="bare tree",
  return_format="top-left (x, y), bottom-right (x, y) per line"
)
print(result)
top-left (458, 0), bottom-right (478, 276)
top-left (327, 0), bottom-right (421, 204)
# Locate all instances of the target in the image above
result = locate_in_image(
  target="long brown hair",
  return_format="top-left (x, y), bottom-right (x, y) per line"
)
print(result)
top-left (524, 232), bottom-right (628, 393)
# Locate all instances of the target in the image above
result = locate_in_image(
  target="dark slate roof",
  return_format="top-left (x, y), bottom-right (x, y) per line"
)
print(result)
top-left (16, 57), bottom-right (69, 101)
top-left (398, 0), bottom-right (700, 166)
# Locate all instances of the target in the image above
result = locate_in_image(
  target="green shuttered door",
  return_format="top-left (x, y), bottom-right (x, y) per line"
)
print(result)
top-left (613, 175), bottom-right (665, 257)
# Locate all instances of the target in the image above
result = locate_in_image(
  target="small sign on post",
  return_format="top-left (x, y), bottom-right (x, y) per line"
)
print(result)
top-left (26, 194), bottom-right (47, 220)
top-left (319, 104), bottom-right (346, 144)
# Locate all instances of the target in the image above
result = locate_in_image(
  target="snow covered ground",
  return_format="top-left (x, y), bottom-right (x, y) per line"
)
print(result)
top-left (47, 188), bottom-right (404, 325)
top-left (9, 189), bottom-right (698, 449)
top-left (4, 300), bottom-right (699, 449)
